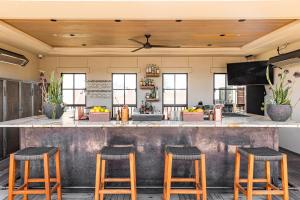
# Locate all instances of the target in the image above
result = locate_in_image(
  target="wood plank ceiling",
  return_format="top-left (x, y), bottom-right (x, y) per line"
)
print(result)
top-left (3, 19), bottom-right (295, 48)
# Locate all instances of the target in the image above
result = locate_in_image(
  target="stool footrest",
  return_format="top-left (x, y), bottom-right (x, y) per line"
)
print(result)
top-left (28, 178), bottom-right (57, 183)
top-left (99, 189), bottom-right (132, 194)
top-left (171, 178), bottom-right (196, 182)
top-left (239, 178), bottom-right (267, 183)
top-left (170, 189), bottom-right (203, 195)
top-left (104, 178), bottom-right (130, 182)
top-left (253, 190), bottom-right (284, 195)
top-left (13, 189), bottom-right (46, 195)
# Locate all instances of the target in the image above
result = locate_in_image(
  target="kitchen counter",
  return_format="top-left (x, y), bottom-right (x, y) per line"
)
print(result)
top-left (0, 112), bottom-right (291, 188)
top-left (0, 112), bottom-right (299, 128)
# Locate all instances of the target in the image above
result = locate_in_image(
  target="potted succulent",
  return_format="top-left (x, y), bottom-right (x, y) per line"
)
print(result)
top-left (265, 65), bottom-right (300, 121)
top-left (40, 72), bottom-right (64, 119)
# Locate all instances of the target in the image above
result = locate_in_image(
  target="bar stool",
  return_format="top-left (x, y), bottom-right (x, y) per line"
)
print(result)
top-left (234, 147), bottom-right (289, 200)
top-left (163, 145), bottom-right (207, 200)
top-left (94, 145), bottom-right (137, 200)
top-left (8, 147), bottom-right (62, 200)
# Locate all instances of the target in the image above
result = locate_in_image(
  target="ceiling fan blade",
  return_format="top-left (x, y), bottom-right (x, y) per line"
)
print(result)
top-left (131, 47), bottom-right (144, 52)
top-left (128, 38), bottom-right (144, 45)
top-left (151, 44), bottom-right (181, 48)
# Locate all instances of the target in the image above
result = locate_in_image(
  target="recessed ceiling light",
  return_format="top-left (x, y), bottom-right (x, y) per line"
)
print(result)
top-left (70, 33), bottom-right (75, 37)
top-left (114, 19), bottom-right (122, 22)
top-left (238, 19), bottom-right (246, 22)
top-left (176, 19), bottom-right (182, 22)
top-left (52, 33), bottom-right (58, 37)
top-left (50, 19), bottom-right (57, 22)
top-left (219, 34), bottom-right (226, 37)
top-left (207, 44), bottom-right (212, 47)
top-left (81, 44), bottom-right (87, 47)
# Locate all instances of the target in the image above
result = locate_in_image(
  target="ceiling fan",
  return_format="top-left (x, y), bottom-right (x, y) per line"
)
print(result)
top-left (129, 34), bottom-right (181, 52)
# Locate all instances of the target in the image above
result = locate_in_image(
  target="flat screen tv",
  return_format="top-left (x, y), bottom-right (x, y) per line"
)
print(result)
top-left (227, 61), bottom-right (273, 85)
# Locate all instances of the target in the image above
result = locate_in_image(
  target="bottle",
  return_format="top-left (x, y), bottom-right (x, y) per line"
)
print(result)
top-left (155, 87), bottom-right (159, 99)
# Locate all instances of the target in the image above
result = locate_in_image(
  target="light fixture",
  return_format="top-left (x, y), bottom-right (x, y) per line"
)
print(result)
top-left (81, 44), bottom-right (87, 47)
top-left (176, 19), bottom-right (182, 22)
top-left (207, 44), bottom-right (212, 47)
top-left (70, 33), bottom-right (75, 37)
top-left (114, 19), bottom-right (122, 22)
top-left (238, 19), bottom-right (246, 22)
top-left (50, 19), bottom-right (57, 22)
top-left (219, 34), bottom-right (226, 37)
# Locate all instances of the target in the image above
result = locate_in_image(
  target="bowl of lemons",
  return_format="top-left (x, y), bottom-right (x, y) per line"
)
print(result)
top-left (89, 106), bottom-right (111, 121)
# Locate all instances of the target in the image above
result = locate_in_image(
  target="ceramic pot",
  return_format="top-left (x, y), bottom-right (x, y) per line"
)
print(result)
top-left (43, 103), bottom-right (64, 119)
top-left (266, 104), bottom-right (292, 122)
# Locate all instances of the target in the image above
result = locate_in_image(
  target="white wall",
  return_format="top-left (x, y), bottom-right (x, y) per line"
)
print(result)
top-left (258, 40), bottom-right (300, 154)
top-left (0, 42), bottom-right (39, 81)
top-left (38, 56), bottom-right (245, 111)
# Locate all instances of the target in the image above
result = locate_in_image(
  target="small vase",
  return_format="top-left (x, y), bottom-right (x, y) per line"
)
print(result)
top-left (43, 103), bottom-right (64, 119)
top-left (266, 104), bottom-right (292, 122)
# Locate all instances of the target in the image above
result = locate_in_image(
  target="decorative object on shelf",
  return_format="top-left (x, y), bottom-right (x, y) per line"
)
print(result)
top-left (86, 80), bottom-right (112, 98)
top-left (42, 72), bottom-right (64, 119)
top-left (145, 87), bottom-right (159, 101)
top-left (140, 77), bottom-right (155, 89)
top-left (265, 66), bottom-right (300, 121)
top-left (139, 100), bottom-right (154, 114)
top-left (146, 64), bottom-right (160, 77)
top-left (121, 105), bottom-right (129, 122)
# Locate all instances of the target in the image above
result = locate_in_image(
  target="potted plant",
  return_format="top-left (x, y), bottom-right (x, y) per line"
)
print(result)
top-left (265, 65), bottom-right (300, 121)
top-left (41, 72), bottom-right (64, 119)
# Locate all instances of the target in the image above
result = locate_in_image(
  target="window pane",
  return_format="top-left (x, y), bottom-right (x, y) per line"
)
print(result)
top-left (176, 90), bottom-right (187, 104)
top-left (214, 89), bottom-right (225, 104)
top-left (175, 74), bottom-right (187, 89)
top-left (163, 90), bottom-right (175, 104)
top-left (62, 74), bottom-right (73, 89)
top-left (214, 74), bottom-right (226, 89)
top-left (74, 90), bottom-right (85, 104)
top-left (226, 90), bottom-right (237, 104)
top-left (63, 90), bottom-right (73, 105)
top-left (113, 90), bottom-right (124, 104)
top-left (74, 74), bottom-right (86, 89)
top-left (125, 90), bottom-right (136, 104)
top-left (125, 74), bottom-right (136, 89)
top-left (113, 74), bottom-right (124, 89)
top-left (163, 74), bottom-right (175, 89)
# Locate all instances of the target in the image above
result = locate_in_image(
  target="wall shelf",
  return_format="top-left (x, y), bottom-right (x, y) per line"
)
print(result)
top-left (140, 86), bottom-right (155, 89)
top-left (145, 73), bottom-right (160, 77)
top-left (145, 98), bottom-right (159, 102)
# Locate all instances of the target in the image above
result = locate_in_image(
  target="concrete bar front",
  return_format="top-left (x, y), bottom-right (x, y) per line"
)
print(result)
top-left (19, 126), bottom-right (278, 188)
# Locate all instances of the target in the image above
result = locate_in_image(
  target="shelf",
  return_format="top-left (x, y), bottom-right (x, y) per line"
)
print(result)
top-left (146, 73), bottom-right (160, 77)
top-left (145, 98), bottom-right (160, 102)
top-left (140, 86), bottom-right (155, 89)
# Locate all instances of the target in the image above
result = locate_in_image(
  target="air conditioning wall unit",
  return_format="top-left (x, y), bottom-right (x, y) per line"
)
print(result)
top-left (0, 48), bottom-right (29, 67)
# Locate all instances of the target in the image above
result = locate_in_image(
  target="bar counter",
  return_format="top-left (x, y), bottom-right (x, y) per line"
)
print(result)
top-left (0, 113), bottom-right (299, 188)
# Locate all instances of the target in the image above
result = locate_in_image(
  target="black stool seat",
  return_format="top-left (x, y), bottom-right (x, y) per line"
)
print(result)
top-left (14, 147), bottom-right (58, 161)
top-left (100, 145), bottom-right (135, 160)
top-left (238, 147), bottom-right (283, 161)
top-left (165, 145), bottom-right (201, 160)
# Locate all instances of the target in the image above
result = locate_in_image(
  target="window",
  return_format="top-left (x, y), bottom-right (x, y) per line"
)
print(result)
top-left (112, 73), bottom-right (137, 117)
top-left (213, 73), bottom-right (245, 105)
top-left (162, 73), bottom-right (188, 115)
top-left (62, 73), bottom-right (86, 106)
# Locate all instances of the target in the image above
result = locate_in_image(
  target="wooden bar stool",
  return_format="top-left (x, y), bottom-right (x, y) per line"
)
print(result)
top-left (94, 145), bottom-right (137, 200)
top-left (234, 147), bottom-right (289, 200)
top-left (163, 145), bottom-right (207, 200)
top-left (8, 147), bottom-right (62, 200)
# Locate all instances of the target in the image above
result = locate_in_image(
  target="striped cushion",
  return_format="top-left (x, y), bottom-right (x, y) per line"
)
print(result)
top-left (165, 145), bottom-right (201, 160)
top-left (100, 145), bottom-right (135, 160)
top-left (238, 147), bottom-right (283, 161)
top-left (14, 147), bottom-right (58, 161)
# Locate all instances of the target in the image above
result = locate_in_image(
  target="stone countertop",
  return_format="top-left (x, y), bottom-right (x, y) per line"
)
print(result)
top-left (0, 112), bottom-right (299, 128)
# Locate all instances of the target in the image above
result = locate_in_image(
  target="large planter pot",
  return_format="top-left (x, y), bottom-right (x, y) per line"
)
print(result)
top-left (43, 103), bottom-right (64, 119)
top-left (266, 104), bottom-right (292, 122)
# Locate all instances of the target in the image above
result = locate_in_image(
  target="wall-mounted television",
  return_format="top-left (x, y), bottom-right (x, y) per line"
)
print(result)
top-left (227, 61), bottom-right (273, 85)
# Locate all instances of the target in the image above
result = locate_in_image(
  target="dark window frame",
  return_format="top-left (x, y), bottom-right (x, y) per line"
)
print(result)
top-left (162, 73), bottom-right (188, 109)
top-left (61, 73), bottom-right (86, 107)
top-left (112, 73), bottom-right (137, 116)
